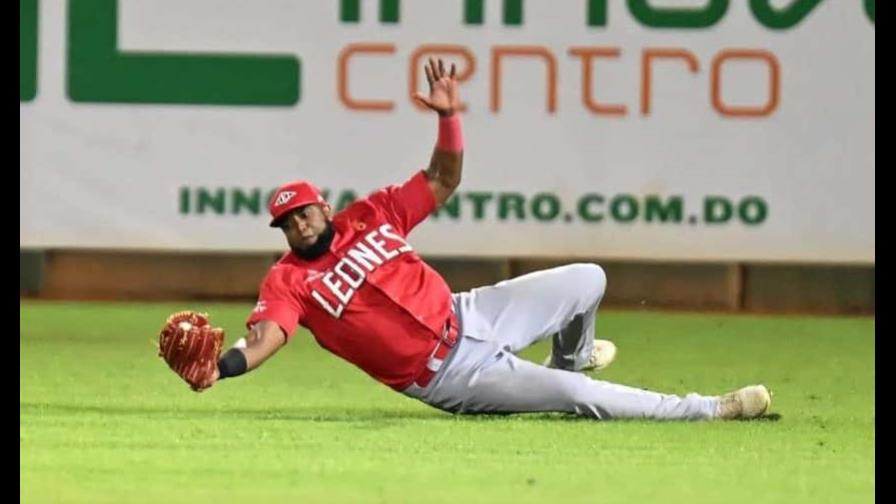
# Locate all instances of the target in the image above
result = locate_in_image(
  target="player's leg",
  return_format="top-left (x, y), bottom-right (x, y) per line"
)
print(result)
top-left (429, 346), bottom-right (720, 420)
top-left (456, 263), bottom-right (606, 371)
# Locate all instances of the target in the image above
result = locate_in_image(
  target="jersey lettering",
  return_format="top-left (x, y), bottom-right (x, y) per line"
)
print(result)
top-left (311, 224), bottom-right (414, 318)
top-left (311, 289), bottom-right (344, 318)
top-left (346, 243), bottom-right (383, 271)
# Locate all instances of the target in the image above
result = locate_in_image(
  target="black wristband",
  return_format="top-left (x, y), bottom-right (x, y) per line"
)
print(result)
top-left (217, 348), bottom-right (248, 379)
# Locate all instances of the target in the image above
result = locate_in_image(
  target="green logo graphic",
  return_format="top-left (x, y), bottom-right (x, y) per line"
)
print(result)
top-left (23, 0), bottom-right (302, 105)
top-left (67, 0), bottom-right (300, 106)
top-left (20, 0), bottom-right (38, 102)
top-left (587, 0), bottom-right (870, 29)
top-left (464, 0), bottom-right (524, 26)
top-left (334, 0), bottom-right (872, 29)
top-left (750, 0), bottom-right (824, 30)
top-left (341, 0), bottom-right (400, 23)
top-left (626, 0), bottom-right (729, 29)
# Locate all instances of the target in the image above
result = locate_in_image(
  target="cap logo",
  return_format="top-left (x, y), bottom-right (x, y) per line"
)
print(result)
top-left (274, 191), bottom-right (296, 206)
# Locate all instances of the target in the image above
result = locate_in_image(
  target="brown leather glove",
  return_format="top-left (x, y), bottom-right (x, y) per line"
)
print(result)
top-left (158, 311), bottom-right (224, 391)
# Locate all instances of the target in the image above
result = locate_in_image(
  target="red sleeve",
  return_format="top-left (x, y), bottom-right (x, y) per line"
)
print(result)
top-left (245, 271), bottom-right (303, 340)
top-left (367, 170), bottom-right (438, 236)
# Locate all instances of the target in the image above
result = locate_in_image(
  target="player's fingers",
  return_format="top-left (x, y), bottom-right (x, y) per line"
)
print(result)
top-left (424, 63), bottom-right (434, 88)
top-left (438, 58), bottom-right (445, 79)
top-left (450, 63), bottom-right (456, 79)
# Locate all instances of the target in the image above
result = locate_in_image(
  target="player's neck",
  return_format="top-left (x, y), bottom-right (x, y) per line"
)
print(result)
top-left (291, 222), bottom-right (335, 261)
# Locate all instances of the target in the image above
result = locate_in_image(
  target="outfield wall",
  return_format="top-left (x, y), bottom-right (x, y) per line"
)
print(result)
top-left (19, 250), bottom-right (874, 314)
top-left (20, 2), bottom-right (874, 313)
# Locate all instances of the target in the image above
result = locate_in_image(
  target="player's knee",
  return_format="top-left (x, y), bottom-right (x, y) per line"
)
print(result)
top-left (568, 263), bottom-right (607, 303)
top-left (565, 379), bottom-right (604, 417)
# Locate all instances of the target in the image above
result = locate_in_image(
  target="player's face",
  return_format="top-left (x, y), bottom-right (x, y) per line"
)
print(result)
top-left (279, 204), bottom-right (333, 251)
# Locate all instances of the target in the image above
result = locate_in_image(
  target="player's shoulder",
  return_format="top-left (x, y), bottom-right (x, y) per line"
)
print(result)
top-left (361, 172), bottom-right (430, 210)
top-left (264, 253), bottom-right (308, 284)
top-left (366, 182), bottom-right (403, 201)
top-left (333, 191), bottom-right (385, 221)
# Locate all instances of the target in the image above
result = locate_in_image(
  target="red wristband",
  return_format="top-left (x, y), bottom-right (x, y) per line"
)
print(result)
top-left (436, 114), bottom-right (463, 152)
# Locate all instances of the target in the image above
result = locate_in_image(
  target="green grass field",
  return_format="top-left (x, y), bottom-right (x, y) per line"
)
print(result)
top-left (20, 301), bottom-right (874, 504)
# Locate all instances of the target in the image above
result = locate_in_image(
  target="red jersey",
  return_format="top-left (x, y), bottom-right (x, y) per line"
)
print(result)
top-left (246, 171), bottom-right (454, 389)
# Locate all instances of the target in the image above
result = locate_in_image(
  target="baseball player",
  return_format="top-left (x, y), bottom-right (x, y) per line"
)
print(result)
top-left (191, 58), bottom-right (771, 420)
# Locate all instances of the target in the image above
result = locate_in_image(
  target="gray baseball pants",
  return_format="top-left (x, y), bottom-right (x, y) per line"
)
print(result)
top-left (402, 264), bottom-right (720, 420)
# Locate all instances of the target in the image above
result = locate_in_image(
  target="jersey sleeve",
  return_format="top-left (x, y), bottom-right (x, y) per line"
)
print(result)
top-left (367, 170), bottom-right (438, 236)
top-left (245, 271), bottom-right (303, 340)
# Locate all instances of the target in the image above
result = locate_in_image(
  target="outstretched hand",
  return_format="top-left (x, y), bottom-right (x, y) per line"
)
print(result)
top-left (413, 57), bottom-right (460, 117)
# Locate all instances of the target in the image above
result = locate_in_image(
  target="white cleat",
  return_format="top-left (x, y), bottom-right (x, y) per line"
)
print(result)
top-left (543, 339), bottom-right (617, 372)
top-left (716, 384), bottom-right (772, 420)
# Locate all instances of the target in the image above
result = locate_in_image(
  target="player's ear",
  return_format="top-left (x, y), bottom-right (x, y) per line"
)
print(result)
top-left (321, 203), bottom-right (333, 219)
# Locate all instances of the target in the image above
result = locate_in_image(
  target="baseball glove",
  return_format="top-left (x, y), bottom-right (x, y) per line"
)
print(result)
top-left (158, 311), bottom-right (225, 390)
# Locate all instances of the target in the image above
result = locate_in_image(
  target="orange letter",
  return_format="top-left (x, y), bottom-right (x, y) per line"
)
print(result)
top-left (409, 45), bottom-right (476, 113)
top-left (641, 48), bottom-right (699, 116)
top-left (711, 49), bottom-right (780, 117)
top-left (338, 43), bottom-right (396, 111)
top-left (569, 47), bottom-right (626, 116)
top-left (491, 46), bottom-right (557, 114)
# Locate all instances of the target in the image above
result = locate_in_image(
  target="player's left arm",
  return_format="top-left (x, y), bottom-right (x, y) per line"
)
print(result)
top-left (414, 58), bottom-right (464, 207)
top-left (191, 320), bottom-right (286, 392)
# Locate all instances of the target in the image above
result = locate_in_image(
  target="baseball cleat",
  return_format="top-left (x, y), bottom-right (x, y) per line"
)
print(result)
top-left (716, 384), bottom-right (772, 420)
top-left (543, 339), bottom-right (617, 372)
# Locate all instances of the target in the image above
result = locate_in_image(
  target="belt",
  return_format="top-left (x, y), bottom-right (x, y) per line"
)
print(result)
top-left (412, 311), bottom-right (459, 389)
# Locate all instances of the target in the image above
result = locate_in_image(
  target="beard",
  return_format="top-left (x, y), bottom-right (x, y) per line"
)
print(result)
top-left (292, 221), bottom-right (335, 261)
